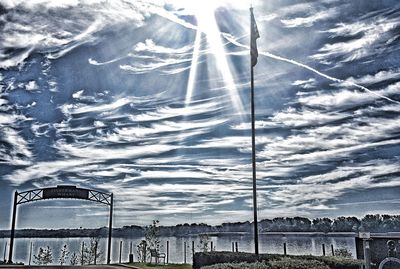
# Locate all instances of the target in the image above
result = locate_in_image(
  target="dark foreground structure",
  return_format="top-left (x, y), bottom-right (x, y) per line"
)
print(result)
top-left (356, 233), bottom-right (400, 269)
top-left (7, 185), bottom-right (114, 264)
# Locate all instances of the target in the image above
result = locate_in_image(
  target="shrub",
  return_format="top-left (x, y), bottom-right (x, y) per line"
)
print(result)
top-left (198, 234), bottom-right (213, 252)
top-left (334, 248), bottom-right (352, 258)
top-left (145, 220), bottom-right (161, 252)
top-left (137, 240), bottom-right (147, 263)
top-left (194, 252), bottom-right (362, 269)
top-left (193, 251), bottom-right (286, 268)
top-left (269, 257), bottom-right (329, 269)
top-left (201, 261), bottom-right (269, 269)
top-left (84, 237), bottom-right (102, 264)
top-left (312, 256), bottom-right (361, 269)
top-left (70, 252), bottom-right (78, 266)
top-left (79, 237), bottom-right (102, 265)
top-left (59, 244), bottom-right (69, 265)
top-left (33, 246), bottom-right (53, 265)
top-left (136, 220), bottom-right (162, 263)
top-left (200, 258), bottom-right (329, 269)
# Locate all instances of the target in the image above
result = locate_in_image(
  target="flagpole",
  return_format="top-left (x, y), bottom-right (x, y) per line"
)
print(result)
top-left (250, 7), bottom-right (259, 256)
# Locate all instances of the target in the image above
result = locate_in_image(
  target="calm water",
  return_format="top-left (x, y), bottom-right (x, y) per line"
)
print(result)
top-left (0, 234), bottom-right (356, 265)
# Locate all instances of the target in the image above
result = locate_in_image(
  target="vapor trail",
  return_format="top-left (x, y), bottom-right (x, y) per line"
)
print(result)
top-left (222, 33), bottom-right (400, 105)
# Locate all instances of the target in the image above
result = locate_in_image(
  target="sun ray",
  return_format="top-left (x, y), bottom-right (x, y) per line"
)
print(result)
top-left (196, 7), bottom-right (245, 118)
top-left (185, 28), bottom-right (202, 105)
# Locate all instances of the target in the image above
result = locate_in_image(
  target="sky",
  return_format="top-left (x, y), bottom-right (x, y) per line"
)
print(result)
top-left (0, 0), bottom-right (399, 229)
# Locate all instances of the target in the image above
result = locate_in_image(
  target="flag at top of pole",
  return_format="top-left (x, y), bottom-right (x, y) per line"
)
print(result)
top-left (250, 7), bottom-right (260, 67)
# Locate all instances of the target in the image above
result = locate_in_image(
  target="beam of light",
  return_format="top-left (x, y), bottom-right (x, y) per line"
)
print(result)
top-left (223, 33), bottom-right (400, 105)
top-left (196, 8), bottom-right (245, 117)
top-left (185, 28), bottom-right (202, 105)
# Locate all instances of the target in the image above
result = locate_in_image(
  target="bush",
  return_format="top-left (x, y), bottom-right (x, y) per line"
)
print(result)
top-left (268, 257), bottom-right (329, 269)
top-left (334, 248), bottom-right (352, 258)
top-left (33, 246), bottom-right (53, 265)
top-left (312, 256), bottom-right (361, 269)
top-left (194, 252), bottom-right (362, 269)
top-left (201, 261), bottom-right (268, 269)
top-left (59, 244), bottom-right (69, 265)
top-left (200, 258), bottom-right (329, 269)
top-left (70, 252), bottom-right (79, 266)
top-left (193, 251), bottom-right (282, 269)
top-left (198, 234), bottom-right (213, 252)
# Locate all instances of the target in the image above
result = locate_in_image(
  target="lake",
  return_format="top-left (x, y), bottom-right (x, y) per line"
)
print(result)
top-left (0, 234), bottom-right (356, 265)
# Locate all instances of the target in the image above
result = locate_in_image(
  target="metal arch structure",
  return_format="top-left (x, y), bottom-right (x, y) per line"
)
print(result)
top-left (8, 185), bottom-right (114, 264)
top-left (378, 257), bottom-right (400, 269)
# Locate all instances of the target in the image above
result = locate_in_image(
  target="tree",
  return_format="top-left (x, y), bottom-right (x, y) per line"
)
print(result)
top-left (137, 240), bottom-right (147, 263)
top-left (70, 252), bottom-right (78, 266)
top-left (33, 246), bottom-right (53, 265)
top-left (59, 244), bottom-right (69, 265)
top-left (361, 214), bottom-right (382, 232)
top-left (136, 220), bottom-right (162, 263)
top-left (145, 220), bottom-right (161, 252)
top-left (197, 234), bottom-right (212, 252)
top-left (80, 237), bottom-right (102, 265)
top-left (293, 217), bottom-right (312, 232)
top-left (312, 218), bottom-right (332, 233)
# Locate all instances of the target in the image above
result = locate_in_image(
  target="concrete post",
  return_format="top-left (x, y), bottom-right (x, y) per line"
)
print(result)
top-left (363, 240), bottom-right (371, 269)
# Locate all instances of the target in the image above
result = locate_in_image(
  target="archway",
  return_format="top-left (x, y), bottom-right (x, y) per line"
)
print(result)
top-left (8, 185), bottom-right (113, 264)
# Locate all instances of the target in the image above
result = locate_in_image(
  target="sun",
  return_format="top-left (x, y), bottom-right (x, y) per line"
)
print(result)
top-left (169, 0), bottom-right (222, 17)
top-left (169, 0), bottom-right (250, 17)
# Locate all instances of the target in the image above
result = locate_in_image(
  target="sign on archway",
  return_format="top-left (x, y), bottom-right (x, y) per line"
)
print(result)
top-left (8, 185), bottom-right (113, 264)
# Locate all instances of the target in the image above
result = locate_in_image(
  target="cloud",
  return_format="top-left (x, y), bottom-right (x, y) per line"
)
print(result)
top-left (4, 158), bottom-right (89, 186)
top-left (281, 9), bottom-right (337, 28)
top-left (312, 18), bottom-right (399, 63)
top-left (0, 97), bottom-right (32, 166)
top-left (259, 13), bottom-right (278, 22)
top-left (0, 47), bottom-right (34, 69)
top-left (25, 80), bottom-right (39, 91)
top-left (88, 37), bottom-right (202, 74)
top-left (266, 159), bottom-right (400, 214)
top-left (224, 34), bottom-right (400, 105)
top-left (0, 0), bottom-right (163, 68)
top-left (120, 57), bottom-right (192, 74)
top-left (133, 39), bottom-right (193, 55)
top-left (88, 56), bottom-right (126, 66)
top-left (60, 96), bottom-right (136, 116)
top-left (343, 69), bottom-right (400, 85)
top-left (119, 39), bottom-right (199, 74)
top-left (0, 127), bottom-right (32, 166)
top-left (57, 140), bottom-right (176, 161)
top-left (298, 81), bottom-right (400, 109)
top-left (292, 78), bottom-right (317, 89)
top-left (31, 122), bottom-right (51, 137)
top-left (271, 107), bottom-right (345, 127)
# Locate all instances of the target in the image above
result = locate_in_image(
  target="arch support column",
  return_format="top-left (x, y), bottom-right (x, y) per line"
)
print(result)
top-left (8, 191), bottom-right (18, 264)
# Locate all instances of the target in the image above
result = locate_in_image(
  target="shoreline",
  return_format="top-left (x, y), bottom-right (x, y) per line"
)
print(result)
top-left (1, 231), bottom-right (399, 239)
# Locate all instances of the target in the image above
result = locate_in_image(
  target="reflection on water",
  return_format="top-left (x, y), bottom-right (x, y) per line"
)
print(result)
top-left (0, 234), bottom-right (356, 264)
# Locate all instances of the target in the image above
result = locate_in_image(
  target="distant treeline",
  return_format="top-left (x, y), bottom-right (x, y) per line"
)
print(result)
top-left (0, 214), bottom-right (399, 238)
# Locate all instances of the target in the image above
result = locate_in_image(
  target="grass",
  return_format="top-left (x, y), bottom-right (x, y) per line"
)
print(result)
top-left (127, 262), bottom-right (192, 269)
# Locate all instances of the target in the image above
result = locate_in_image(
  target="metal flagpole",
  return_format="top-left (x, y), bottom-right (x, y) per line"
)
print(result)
top-left (250, 7), bottom-right (259, 256)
